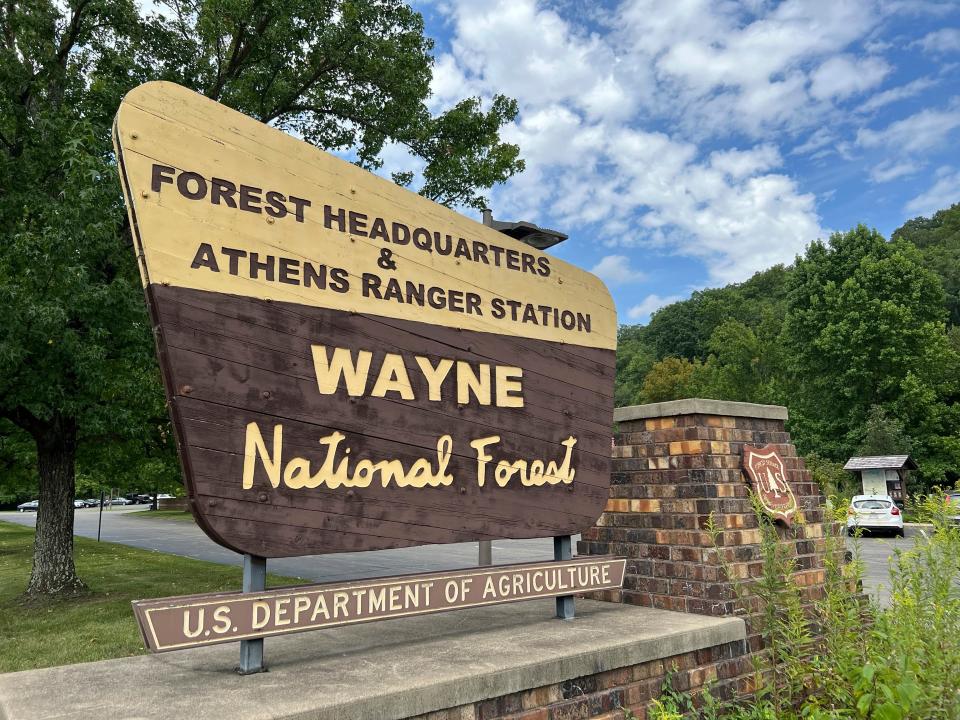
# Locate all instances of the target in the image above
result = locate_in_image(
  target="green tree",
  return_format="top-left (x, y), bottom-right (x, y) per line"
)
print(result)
top-left (0, 0), bottom-right (524, 597)
top-left (639, 357), bottom-right (707, 404)
top-left (781, 225), bottom-right (959, 484)
top-left (642, 265), bottom-right (790, 362)
top-left (803, 453), bottom-right (854, 497)
top-left (137, 0), bottom-right (523, 209)
top-left (857, 404), bottom-right (912, 456)
top-left (0, 422), bottom-right (37, 506)
top-left (892, 203), bottom-right (960, 327)
top-left (699, 318), bottom-right (781, 404)
top-left (644, 301), bottom-right (704, 360)
top-left (614, 325), bottom-right (654, 407)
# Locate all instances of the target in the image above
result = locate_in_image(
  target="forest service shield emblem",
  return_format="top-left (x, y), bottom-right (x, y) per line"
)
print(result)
top-left (742, 445), bottom-right (798, 526)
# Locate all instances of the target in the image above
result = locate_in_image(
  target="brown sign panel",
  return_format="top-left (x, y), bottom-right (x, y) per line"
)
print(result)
top-left (113, 82), bottom-right (617, 557)
top-left (133, 557), bottom-right (626, 652)
top-left (742, 444), bottom-right (798, 525)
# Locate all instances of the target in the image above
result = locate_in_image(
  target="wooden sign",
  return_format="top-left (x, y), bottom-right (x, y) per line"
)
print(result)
top-left (742, 445), bottom-right (798, 526)
top-left (113, 82), bottom-right (617, 558)
top-left (133, 557), bottom-right (626, 652)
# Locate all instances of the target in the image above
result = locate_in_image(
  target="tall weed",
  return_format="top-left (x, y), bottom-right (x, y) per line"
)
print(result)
top-left (649, 494), bottom-right (960, 720)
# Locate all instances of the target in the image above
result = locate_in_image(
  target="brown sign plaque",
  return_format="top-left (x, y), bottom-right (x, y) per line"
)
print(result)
top-left (133, 557), bottom-right (626, 652)
top-left (742, 444), bottom-right (798, 525)
top-left (113, 82), bottom-right (617, 558)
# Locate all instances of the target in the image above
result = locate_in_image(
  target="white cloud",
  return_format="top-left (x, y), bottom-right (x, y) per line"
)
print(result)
top-left (430, 0), bottom-right (833, 287)
top-left (870, 159), bottom-right (922, 182)
top-left (857, 102), bottom-right (960, 153)
top-left (501, 105), bottom-right (600, 168)
top-left (710, 145), bottom-right (782, 178)
top-left (429, 53), bottom-right (479, 112)
top-left (881, 1), bottom-right (958, 17)
top-left (859, 77), bottom-right (938, 113)
top-left (443, 0), bottom-right (637, 121)
top-left (615, 0), bottom-right (882, 136)
top-left (442, 0), bottom-right (892, 140)
top-left (791, 127), bottom-right (836, 156)
top-left (536, 127), bottom-right (822, 284)
top-left (904, 167), bottom-right (960, 215)
top-left (627, 294), bottom-right (685, 322)
top-left (916, 28), bottom-right (960, 54)
top-left (590, 255), bottom-right (647, 286)
top-left (809, 55), bottom-right (891, 101)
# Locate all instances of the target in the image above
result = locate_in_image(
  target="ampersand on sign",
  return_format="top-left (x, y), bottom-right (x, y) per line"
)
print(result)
top-left (378, 248), bottom-right (397, 271)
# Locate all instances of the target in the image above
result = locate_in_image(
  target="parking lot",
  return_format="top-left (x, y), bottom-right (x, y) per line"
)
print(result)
top-left (850, 524), bottom-right (927, 606)
top-left (0, 507), bottom-right (923, 607)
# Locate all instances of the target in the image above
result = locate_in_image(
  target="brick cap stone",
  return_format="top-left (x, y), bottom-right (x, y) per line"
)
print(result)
top-left (615, 398), bottom-right (788, 423)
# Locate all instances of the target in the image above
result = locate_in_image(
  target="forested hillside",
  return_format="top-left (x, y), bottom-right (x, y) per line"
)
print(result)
top-left (616, 204), bottom-right (960, 490)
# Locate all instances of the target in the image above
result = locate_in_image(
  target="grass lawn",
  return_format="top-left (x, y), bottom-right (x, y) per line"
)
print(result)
top-left (0, 520), bottom-right (302, 674)
top-left (127, 509), bottom-right (195, 521)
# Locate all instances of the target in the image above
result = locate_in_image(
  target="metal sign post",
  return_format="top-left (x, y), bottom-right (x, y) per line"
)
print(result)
top-left (554, 536), bottom-right (574, 620)
top-left (238, 554), bottom-right (267, 674)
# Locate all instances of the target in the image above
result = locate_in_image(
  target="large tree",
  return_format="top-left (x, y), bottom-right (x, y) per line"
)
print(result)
top-left (0, 0), bottom-right (524, 597)
top-left (781, 225), bottom-right (960, 481)
top-left (892, 202), bottom-right (960, 328)
top-left (699, 316), bottom-right (782, 405)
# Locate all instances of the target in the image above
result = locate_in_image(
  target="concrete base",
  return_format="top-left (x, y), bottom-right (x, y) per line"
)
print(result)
top-left (0, 600), bottom-right (744, 720)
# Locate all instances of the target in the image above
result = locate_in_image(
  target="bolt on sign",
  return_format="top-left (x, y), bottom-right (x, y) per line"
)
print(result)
top-left (133, 557), bottom-right (625, 652)
top-left (742, 445), bottom-right (798, 526)
top-left (113, 82), bottom-right (617, 558)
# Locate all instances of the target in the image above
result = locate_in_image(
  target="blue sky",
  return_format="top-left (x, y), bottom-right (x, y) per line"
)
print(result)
top-left (380, 0), bottom-right (960, 324)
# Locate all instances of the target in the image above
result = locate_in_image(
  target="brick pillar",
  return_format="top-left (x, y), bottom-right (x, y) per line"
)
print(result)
top-left (579, 399), bottom-right (834, 622)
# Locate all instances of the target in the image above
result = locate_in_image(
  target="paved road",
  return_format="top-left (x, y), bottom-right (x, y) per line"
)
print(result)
top-left (0, 508), bottom-right (921, 606)
top-left (849, 525), bottom-right (926, 607)
top-left (0, 507), bottom-right (557, 582)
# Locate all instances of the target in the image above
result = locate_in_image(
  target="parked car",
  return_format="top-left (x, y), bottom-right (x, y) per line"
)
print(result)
top-left (945, 492), bottom-right (960, 526)
top-left (82, 498), bottom-right (101, 508)
top-left (847, 494), bottom-right (904, 537)
top-left (17, 500), bottom-right (39, 512)
top-left (108, 497), bottom-right (134, 506)
top-left (156, 494), bottom-right (175, 501)
top-left (73, 499), bottom-right (86, 509)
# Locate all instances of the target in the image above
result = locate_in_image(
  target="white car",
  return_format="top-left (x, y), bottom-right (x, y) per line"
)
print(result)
top-left (847, 494), bottom-right (904, 537)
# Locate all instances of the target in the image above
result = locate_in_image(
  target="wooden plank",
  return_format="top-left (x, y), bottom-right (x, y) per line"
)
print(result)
top-left (155, 287), bottom-right (615, 400)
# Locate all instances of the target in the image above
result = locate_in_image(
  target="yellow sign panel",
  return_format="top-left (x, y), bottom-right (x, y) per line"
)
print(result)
top-left (115, 82), bottom-right (614, 350)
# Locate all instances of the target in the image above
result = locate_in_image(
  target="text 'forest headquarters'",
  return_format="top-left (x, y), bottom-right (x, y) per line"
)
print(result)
top-left (149, 159), bottom-right (595, 336)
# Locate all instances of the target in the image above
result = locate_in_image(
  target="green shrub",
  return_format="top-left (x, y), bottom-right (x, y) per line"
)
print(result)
top-left (903, 485), bottom-right (960, 524)
top-left (805, 454), bottom-right (854, 498)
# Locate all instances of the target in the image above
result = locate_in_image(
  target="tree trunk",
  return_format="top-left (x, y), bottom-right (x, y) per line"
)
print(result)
top-left (26, 414), bottom-right (86, 597)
